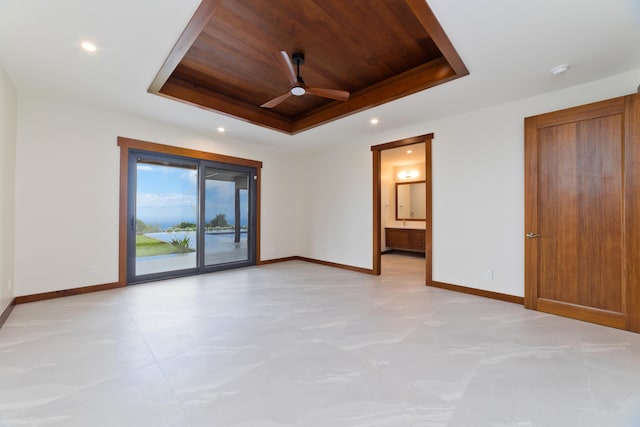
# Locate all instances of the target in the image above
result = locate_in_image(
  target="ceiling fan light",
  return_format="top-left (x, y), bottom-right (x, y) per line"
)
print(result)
top-left (291, 86), bottom-right (306, 96)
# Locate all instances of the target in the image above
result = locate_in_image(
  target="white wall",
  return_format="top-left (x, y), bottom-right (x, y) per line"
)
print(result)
top-left (12, 69), bottom-right (640, 299)
top-left (296, 140), bottom-right (372, 268)
top-left (380, 153), bottom-right (394, 249)
top-left (0, 62), bottom-right (16, 312)
top-left (14, 95), bottom-right (299, 296)
top-left (299, 68), bottom-right (640, 297)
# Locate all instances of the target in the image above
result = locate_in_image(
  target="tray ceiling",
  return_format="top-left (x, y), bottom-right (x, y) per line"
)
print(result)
top-left (149, 0), bottom-right (468, 135)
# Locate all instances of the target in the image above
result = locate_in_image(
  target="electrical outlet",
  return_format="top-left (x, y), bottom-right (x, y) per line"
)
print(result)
top-left (88, 265), bottom-right (97, 277)
top-left (484, 268), bottom-right (494, 280)
top-left (7, 278), bottom-right (12, 292)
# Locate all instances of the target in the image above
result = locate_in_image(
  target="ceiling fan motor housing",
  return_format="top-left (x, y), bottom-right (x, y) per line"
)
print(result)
top-left (291, 53), bottom-right (306, 95)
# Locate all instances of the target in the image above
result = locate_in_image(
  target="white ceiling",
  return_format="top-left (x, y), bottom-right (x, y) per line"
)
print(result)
top-left (382, 143), bottom-right (426, 168)
top-left (1, 0), bottom-right (639, 150)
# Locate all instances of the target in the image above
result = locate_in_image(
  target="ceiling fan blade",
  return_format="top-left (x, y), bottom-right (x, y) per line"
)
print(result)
top-left (277, 50), bottom-right (298, 86)
top-left (261, 91), bottom-right (292, 108)
top-left (307, 87), bottom-right (350, 102)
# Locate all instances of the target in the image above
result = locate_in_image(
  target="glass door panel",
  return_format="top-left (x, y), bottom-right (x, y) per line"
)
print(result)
top-left (127, 150), bottom-right (256, 284)
top-left (203, 166), bottom-right (251, 267)
top-left (132, 158), bottom-right (198, 280)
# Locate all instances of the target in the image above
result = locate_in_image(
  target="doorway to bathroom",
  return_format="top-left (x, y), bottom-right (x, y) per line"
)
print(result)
top-left (371, 134), bottom-right (433, 283)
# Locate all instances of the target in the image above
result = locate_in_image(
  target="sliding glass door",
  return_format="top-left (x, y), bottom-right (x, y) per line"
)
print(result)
top-left (127, 151), bottom-right (256, 283)
top-left (202, 166), bottom-right (252, 267)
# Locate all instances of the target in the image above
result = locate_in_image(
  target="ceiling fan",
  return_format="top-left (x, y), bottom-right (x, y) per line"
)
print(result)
top-left (261, 51), bottom-right (350, 108)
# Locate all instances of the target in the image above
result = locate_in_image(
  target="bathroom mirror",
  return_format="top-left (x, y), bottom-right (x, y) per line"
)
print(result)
top-left (396, 181), bottom-right (426, 220)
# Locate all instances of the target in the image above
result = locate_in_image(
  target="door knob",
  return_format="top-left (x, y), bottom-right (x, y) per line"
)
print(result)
top-left (526, 232), bottom-right (540, 238)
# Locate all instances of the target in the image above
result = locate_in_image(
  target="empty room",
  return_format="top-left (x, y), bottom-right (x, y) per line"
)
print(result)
top-left (1, 1), bottom-right (640, 426)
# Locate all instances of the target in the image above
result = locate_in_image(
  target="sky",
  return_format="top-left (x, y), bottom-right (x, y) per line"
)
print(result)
top-left (136, 162), bottom-right (249, 229)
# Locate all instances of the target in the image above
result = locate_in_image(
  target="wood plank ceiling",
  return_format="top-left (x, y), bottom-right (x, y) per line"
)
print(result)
top-left (149, 0), bottom-right (468, 135)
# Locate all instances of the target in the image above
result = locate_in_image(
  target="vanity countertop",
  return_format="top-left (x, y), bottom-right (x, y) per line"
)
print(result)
top-left (385, 222), bottom-right (426, 230)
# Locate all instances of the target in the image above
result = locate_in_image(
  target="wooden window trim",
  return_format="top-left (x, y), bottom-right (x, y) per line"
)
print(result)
top-left (117, 136), bottom-right (263, 285)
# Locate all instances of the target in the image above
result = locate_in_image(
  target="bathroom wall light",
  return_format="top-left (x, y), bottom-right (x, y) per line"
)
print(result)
top-left (398, 170), bottom-right (419, 180)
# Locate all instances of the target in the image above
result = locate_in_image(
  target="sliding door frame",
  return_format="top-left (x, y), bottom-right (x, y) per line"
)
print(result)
top-left (127, 151), bottom-right (200, 283)
top-left (198, 161), bottom-right (257, 273)
top-left (117, 137), bottom-right (262, 285)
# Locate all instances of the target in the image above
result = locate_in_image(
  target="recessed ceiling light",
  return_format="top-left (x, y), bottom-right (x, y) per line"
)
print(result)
top-left (370, 118), bottom-right (379, 125)
top-left (217, 127), bottom-right (225, 133)
top-left (550, 64), bottom-right (569, 76)
top-left (81, 41), bottom-right (97, 52)
top-left (406, 150), bottom-right (412, 154)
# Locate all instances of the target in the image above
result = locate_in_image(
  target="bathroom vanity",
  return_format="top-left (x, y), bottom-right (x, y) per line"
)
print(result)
top-left (385, 227), bottom-right (425, 252)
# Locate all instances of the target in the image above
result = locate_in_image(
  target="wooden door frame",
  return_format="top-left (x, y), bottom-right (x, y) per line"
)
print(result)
top-left (117, 137), bottom-right (263, 286)
top-left (371, 133), bottom-right (434, 283)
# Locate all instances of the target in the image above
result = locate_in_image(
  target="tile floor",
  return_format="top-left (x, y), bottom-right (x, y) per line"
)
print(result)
top-left (1, 254), bottom-right (639, 426)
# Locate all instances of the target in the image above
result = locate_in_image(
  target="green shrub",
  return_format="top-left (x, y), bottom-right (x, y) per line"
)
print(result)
top-left (170, 235), bottom-right (193, 253)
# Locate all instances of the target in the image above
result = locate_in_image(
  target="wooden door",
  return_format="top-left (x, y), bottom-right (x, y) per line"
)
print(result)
top-left (524, 94), bottom-right (640, 332)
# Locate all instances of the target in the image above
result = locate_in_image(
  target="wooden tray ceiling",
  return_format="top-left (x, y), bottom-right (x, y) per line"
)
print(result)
top-left (149, 0), bottom-right (468, 135)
